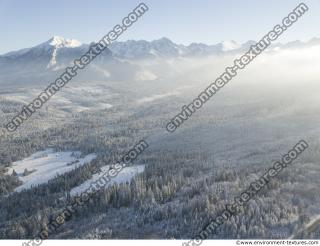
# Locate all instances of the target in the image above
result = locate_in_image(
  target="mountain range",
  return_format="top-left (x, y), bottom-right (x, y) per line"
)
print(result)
top-left (0, 36), bottom-right (319, 86)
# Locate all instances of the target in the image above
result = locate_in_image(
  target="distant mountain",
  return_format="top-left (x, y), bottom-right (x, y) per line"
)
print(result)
top-left (1, 36), bottom-right (97, 71)
top-left (0, 36), bottom-right (319, 86)
top-left (112, 37), bottom-right (320, 57)
top-left (0, 36), bottom-right (113, 85)
top-left (3, 36), bottom-right (320, 63)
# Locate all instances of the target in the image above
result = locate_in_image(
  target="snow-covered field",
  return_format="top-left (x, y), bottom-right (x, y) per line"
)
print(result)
top-left (6, 149), bottom-right (96, 192)
top-left (5, 148), bottom-right (144, 195)
top-left (70, 165), bottom-right (145, 196)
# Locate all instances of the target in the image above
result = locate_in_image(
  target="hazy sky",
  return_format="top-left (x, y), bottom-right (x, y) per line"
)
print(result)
top-left (0, 0), bottom-right (319, 54)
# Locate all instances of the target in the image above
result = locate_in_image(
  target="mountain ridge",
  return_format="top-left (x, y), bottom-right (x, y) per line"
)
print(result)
top-left (3, 36), bottom-right (320, 60)
top-left (0, 36), bottom-right (319, 86)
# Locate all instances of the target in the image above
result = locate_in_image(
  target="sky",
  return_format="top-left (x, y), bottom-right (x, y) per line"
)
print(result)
top-left (0, 0), bottom-right (319, 54)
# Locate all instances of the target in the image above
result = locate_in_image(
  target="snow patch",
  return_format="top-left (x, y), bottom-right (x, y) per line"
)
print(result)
top-left (221, 40), bottom-right (241, 51)
top-left (70, 165), bottom-right (145, 196)
top-left (137, 92), bottom-right (180, 104)
top-left (6, 149), bottom-right (96, 193)
top-left (135, 69), bottom-right (157, 81)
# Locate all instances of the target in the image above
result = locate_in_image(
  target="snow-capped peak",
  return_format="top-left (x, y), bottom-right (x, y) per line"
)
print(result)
top-left (43, 36), bottom-right (82, 68)
top-left (47, 36), bottom-right (82, 48)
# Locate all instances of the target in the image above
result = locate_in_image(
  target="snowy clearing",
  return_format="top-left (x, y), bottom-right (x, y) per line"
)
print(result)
top-left (70, 165), bottom-right (145, 196)
top-left (6, 149), bottom-right (96, 192)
